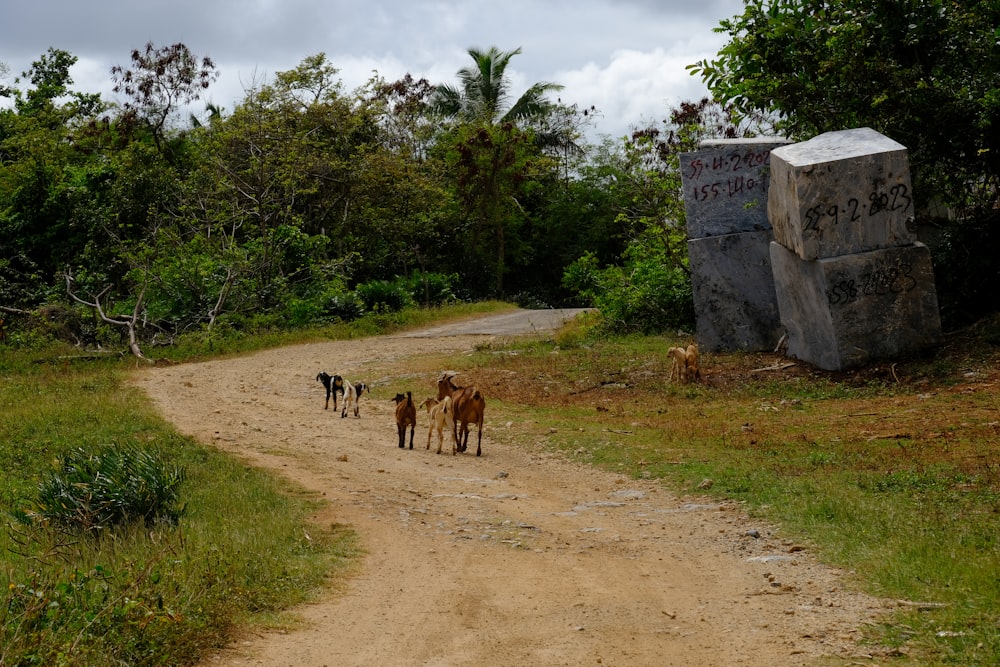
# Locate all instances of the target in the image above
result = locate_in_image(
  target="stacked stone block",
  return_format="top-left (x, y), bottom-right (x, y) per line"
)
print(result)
top-left (767, 127), bottom-right (941, 370)
top-left (680, 138), bottom-right (791, 352)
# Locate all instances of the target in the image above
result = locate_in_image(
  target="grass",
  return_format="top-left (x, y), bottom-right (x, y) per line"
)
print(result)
top-left (433, 315), bottom-right (1000, 666)
top-left (0, 302), bottom-right (512, 666)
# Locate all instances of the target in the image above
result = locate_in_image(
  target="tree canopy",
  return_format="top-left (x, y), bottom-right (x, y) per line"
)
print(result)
top-left (3, 43), bottom-right (704, 352)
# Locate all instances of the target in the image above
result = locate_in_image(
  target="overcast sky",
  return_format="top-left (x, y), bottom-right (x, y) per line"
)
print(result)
top-left (1, 0), bottom-right (745, 140)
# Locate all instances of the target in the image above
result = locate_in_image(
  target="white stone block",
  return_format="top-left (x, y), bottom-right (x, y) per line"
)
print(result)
top-left (768, 128), bottom-right (917, 260)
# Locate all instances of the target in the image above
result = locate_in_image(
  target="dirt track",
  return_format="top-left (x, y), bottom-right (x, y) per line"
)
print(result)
top-left (134, 310), bottom-right (887, 666)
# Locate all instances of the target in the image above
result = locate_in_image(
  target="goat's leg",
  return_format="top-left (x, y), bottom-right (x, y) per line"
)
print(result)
top-left (408, 424), bottom-right (414, 449)
top-left (475, 421), bottom-right (483, 457)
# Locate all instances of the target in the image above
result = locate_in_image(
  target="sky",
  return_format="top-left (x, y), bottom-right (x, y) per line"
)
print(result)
top-left (1, 0), bottom-right (746, 141)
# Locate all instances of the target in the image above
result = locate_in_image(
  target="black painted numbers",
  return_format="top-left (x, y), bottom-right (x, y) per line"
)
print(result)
top-left (827, 260), bottom-right (917, 306)
top-left (803, 184), bottom-right (912, 235)
top-left (686, 149), bottom-right (771, 202)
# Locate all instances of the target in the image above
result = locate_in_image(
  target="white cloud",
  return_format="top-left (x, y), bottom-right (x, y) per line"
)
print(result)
top-left (558, 44), bottom-right (725, 139)
top-left (1, 0), bottom-right (745, 140)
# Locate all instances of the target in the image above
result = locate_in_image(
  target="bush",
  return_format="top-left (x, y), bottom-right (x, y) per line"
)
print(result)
top-left (18, 444), bottom-right (186, 533)
top-left (404, 271), bottom-right (458, 306)
top-left (563, 250), bottom-right (694, 334)
top-left (324, 291), bottom-right (365, 321)
top-left (355, 279), bottom-right (415, 313)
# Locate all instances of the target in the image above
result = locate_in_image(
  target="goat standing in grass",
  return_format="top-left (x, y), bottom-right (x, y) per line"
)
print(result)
top-left (684, 343), bottom-right (701, 381)
top-left (667, 344), bottom-right (700, 383)
top-left (393, 392), bottom-right (417, 449)
top-left (436, 372), bottom-right (486, 456)
top-left (341, 380), bottom-right (369, 418)
top-left (316, 372), bottom-right (345, 410)
top-left (419, 396), bottom-right (456, 454)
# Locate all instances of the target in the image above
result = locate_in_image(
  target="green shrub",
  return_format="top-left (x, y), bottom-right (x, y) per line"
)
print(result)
top-left (563, 250), bottom-right (694, 334)
top-left (404, 271), bottom-right (458, 306)
top-left (323, 291), bottom-right (365, 321)
top-left (355, 279), bottom-right (415, 313)
top-left (19, 444), bottom-right (185, 533)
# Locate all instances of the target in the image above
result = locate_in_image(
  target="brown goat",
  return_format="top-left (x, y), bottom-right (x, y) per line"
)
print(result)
top-left (684, 343), bottom-right (701, 381)
top-left (436, 372), bottom-right (485, 456)
top-left (392, 391), bottom-right (417, 449)
top-left (668, 344), bottom-right (701, 383)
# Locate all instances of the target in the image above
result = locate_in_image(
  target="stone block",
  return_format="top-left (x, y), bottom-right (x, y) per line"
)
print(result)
top-left (689, 231), bottom-right (783, 352)
top-left (770, 241), bottom-right (941, 370)
top-left (680, 138), bottom-right (791, 239)
top-left (768, 127), bottom-right (917, 260)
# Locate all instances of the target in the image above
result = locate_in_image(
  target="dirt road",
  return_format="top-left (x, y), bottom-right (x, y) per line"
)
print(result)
top-left (134, 310), bottom-right (885, 666)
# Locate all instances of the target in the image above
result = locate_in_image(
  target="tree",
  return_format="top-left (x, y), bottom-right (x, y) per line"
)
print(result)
top-left (430, 46), bottom-right (567, 295)
top-left (429, 46), bottom-right (562, 126)
top-left (111, 42), bottom-right (218, 157)
top-left (0, 50), bottom-right (107, 309)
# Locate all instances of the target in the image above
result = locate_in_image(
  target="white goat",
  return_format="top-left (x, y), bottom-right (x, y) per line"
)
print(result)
top-left (419, 395), bottom-right (456, 455)
top-left (340, 380), bottom-right (369, 418)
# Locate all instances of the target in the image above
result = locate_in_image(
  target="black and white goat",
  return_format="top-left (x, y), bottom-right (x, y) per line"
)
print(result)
top-left (316, 372), bottom-right (345, 410)
top-left (340, 380), bottom-right (369, 418)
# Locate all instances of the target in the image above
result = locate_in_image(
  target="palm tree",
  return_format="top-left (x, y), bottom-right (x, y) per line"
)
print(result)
top-left (429, 46), bottom-right (563, 126)
top-left (430, 47), bottom-right (572, 296)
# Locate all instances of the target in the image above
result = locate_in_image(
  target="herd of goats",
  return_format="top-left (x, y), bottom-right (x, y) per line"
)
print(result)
top-left (315, 370), bottom-right (486, 456)
top-left (314, 343), bottom-right (699, 460)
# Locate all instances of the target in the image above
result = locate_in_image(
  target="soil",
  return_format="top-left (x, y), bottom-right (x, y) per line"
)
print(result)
top-left (134, 310), bottom-right (891, 667)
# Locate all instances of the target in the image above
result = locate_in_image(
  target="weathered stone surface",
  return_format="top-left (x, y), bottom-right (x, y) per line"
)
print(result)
top-left (689, 231), bottom-right (783, 352)
top-left (680, 138), bottom-right (791, 239)
top-left (768, 127), bottom-right (917, 260)
top-left (770, 241), bottom-right (941, 370)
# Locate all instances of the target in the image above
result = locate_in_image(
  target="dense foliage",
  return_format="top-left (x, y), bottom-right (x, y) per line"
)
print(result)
top-left (0, 45), bottom-right (710, 352)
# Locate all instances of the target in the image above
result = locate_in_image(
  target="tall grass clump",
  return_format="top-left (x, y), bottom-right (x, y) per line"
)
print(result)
top-left (15, 444), bottom-right (185, 533)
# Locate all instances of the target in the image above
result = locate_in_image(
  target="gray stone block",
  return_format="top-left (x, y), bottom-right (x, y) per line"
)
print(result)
top-left (770, 241), bottom-right (941, 370)
top-left (680, 138), bottom-right (791, 239)
top-left (689, 231), bottom-right (783, 352)
top-left (768, 127), bottom-right (917, 260)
